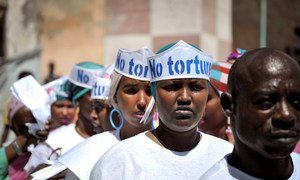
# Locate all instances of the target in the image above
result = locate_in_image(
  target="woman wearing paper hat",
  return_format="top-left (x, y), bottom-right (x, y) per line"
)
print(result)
top-left (90, 40), bottom-right (233, 179)
top-left (0, 76), bottom-right (49, 180)
top-left (31, 47), bottom-right (156, 179)
top-left (198, 61), bottom-right (234, 143)
top-left (24, 62), bottom-right (105, 174)
top-left (43, 76), bottom-right (76, 131)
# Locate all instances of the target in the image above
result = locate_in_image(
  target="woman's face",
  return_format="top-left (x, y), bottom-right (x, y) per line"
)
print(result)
top-left (198, 85), bottom-right (227, 132)
top-left (115, 76), bottom-right (153, 127)
top-left (90, 99), bottom-right (113, 132)
top-left (50, 99), bottom-right (75, 129)
top-left (78, 90), bottom-right (93, 122)
top-left (156, 78), bottom-right (209, 132)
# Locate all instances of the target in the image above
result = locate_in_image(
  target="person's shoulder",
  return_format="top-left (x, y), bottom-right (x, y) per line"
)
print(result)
top-left (202, 132), bottom-right (233, 149)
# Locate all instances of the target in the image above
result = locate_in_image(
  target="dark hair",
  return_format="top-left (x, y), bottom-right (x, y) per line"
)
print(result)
top-left (18, 71), bottom-right (33, 79)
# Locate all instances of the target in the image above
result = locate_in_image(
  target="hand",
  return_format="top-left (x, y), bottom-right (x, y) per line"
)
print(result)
top-left (34, 121), bottom-right (50, 142)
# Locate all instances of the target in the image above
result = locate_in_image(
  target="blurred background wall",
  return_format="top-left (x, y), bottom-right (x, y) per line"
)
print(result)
top-left (1, 0), bottom-right (300, 142)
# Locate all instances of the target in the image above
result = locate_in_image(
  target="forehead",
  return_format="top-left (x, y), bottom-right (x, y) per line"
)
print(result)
top-left (119, 76), bottom-right (149, 86)
top-left (157, 78), bottom-right (207, 84)
top-left (239, 55), bottom-right (300, 94)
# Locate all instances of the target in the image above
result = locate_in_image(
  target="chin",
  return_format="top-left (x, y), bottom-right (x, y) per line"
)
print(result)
top-left (258, 146), bottom-right (294, 159)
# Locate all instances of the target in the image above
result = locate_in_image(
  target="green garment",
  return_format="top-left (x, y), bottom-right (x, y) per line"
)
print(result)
top-left (0, 147), bottom-right (8, 180)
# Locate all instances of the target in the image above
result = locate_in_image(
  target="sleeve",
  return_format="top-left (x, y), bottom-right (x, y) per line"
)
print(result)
top-left (0, 147), bottom-right (9, 180)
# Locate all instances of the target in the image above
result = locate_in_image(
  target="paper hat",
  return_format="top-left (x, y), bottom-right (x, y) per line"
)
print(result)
top-left (10, 75), bottom-right (51, 131)
top-left (114, 47), bottom-right (154, 81)
top-left (69, 63), bottom-right (105, 89)
top-left (209, 61), bottom-right (232, 94)
top-left (90, 64), bottom-right (113, 100)
top-left (148, 40), bottom-right (213, 82)
top-left (91, 77), bottom-right (111, 100)
top-left (43, 76), bottom-right (69, 103)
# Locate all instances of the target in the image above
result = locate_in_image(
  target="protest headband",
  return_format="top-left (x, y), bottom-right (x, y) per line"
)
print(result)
top-left (114, 47), bottom-right (154, 81)
top-left (148, 40), bottom-right (213, 82)
top-left (69, 64), bottom-right (104, 89)
top-left (91, 77), bottom-right (111, 100)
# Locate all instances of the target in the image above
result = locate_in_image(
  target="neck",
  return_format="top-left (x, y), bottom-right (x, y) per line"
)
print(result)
top-left (228, 141), bottom-right (294, 179)
top-left (120, 120), bottom-right (152, 140)
top-left (153, 120), bottom-right (200, 152)
top-left (205, 125), bottom-right (227, 140)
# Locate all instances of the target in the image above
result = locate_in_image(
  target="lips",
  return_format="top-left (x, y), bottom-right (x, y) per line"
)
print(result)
top-left (133, 111), bottom-right (145, 119)
top-left (175, 106), bottom-right (193, 119)
top-left (269, 131), bottom-right (298, 144)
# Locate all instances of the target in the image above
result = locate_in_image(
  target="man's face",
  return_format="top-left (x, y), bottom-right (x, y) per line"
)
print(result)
top-left (233, 58), bottom-right (300, 159)
top-left (156, 78), bottom-right (208, 132)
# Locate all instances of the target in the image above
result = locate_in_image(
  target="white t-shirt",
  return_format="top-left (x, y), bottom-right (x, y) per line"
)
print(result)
top-left (200, 153), bottom-right (300, 180)
top-left (63, 130), bottom-right (121, 179)
top-left (30, 130), bottom-right (121, 180)
top-left (24, 123), bottom-right (85, 173)
top-left (90, 132), bottom-right (233, 180)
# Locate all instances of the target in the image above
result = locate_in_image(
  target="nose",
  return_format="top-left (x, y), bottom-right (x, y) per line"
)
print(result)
top-left (137, 91), bottom-right (147, 110)
top-left (272, 99), bottom-right (296, 130)
top-left (62, 107), bottom-right (67, 115)
top-left (90, 109), bottom-right (98, 122)
top-left (177, 87), bottom-right (191, 105)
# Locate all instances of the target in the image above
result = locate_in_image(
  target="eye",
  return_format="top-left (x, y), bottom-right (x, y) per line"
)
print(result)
top-left (189, 83), bottom-right (204, 91)
top-left (92, 102), bottom-right (106, 113)
top-left (145, 86), bottom-right (152, 96)
top-left (289, 94), bottom-right (300, 110)
top-left (124, 87), bottom-right (138, 95)
top-left (162, 83), bottom-right (181, 91)
top-left (253, 97), bottom-right (275, 110)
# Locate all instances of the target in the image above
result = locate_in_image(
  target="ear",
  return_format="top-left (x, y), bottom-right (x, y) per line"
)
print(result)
top-left (220, 92), bottom-right (233, 117)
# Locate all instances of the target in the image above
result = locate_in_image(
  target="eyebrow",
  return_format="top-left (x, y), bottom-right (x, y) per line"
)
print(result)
top-left (123, 83), bottom-right (138, 88)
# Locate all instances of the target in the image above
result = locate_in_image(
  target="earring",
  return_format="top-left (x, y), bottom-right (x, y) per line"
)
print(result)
top-left (109, 109), bottom-right (124, 130)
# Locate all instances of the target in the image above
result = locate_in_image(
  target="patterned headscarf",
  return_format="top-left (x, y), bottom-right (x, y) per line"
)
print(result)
top-left (209, 61), bottom-right (232, 95)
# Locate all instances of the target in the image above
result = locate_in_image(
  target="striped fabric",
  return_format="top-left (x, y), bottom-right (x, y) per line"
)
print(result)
top-left (209, 61), bottom-right (232, 93)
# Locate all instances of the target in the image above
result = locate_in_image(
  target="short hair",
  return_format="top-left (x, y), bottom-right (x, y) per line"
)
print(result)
top-left (227, 48), bottom-right (297, 100)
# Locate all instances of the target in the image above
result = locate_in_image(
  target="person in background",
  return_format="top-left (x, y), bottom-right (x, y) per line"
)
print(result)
top-left (1, 71), bottom-right (34, 147)
top-left (24, 62), bottom-right (104, 174)
top-left (0, 96), bottom-right (49, 180)
top-left (44, 61), bottom-right (60, 84)
top-left (201, 48), bottom-right (300, 179)
top-left (31, 65), bottom-right (115, 179)
top-left (90, 40), bottom-right (232, 179)
top-left (44, 77), bottom-right (76, 131)
top-left (198, 61), bottom-right (234, 143)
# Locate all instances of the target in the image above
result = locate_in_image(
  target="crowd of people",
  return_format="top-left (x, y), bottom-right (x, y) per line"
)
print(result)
top-left (0, 40), bottom-right (299, 179)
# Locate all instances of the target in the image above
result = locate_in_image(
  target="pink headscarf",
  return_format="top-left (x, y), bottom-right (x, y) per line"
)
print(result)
top-left (8, 96), bottom-right (25, 126)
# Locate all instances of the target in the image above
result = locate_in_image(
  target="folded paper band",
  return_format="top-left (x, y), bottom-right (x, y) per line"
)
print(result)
top-left (148, 40), bottom-right (213, 82)
top-left (69, 65), bottom-right (104, 89)
top-left (114, 47), bottom-right (154, 81)
top-left (91, 77), bottom-right (111, 100)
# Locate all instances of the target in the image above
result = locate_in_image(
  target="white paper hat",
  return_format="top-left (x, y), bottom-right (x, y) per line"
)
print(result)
top-left (43, 76), bottom-right (69, 103)
top-left (148, 40), bottom-right (213, 82)
top-left (69, 64), bottom-right (104, 89)
top-left (10, 75), bottom-right (51, 132)
top-left (114, 47), bottom-right (154, 81)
